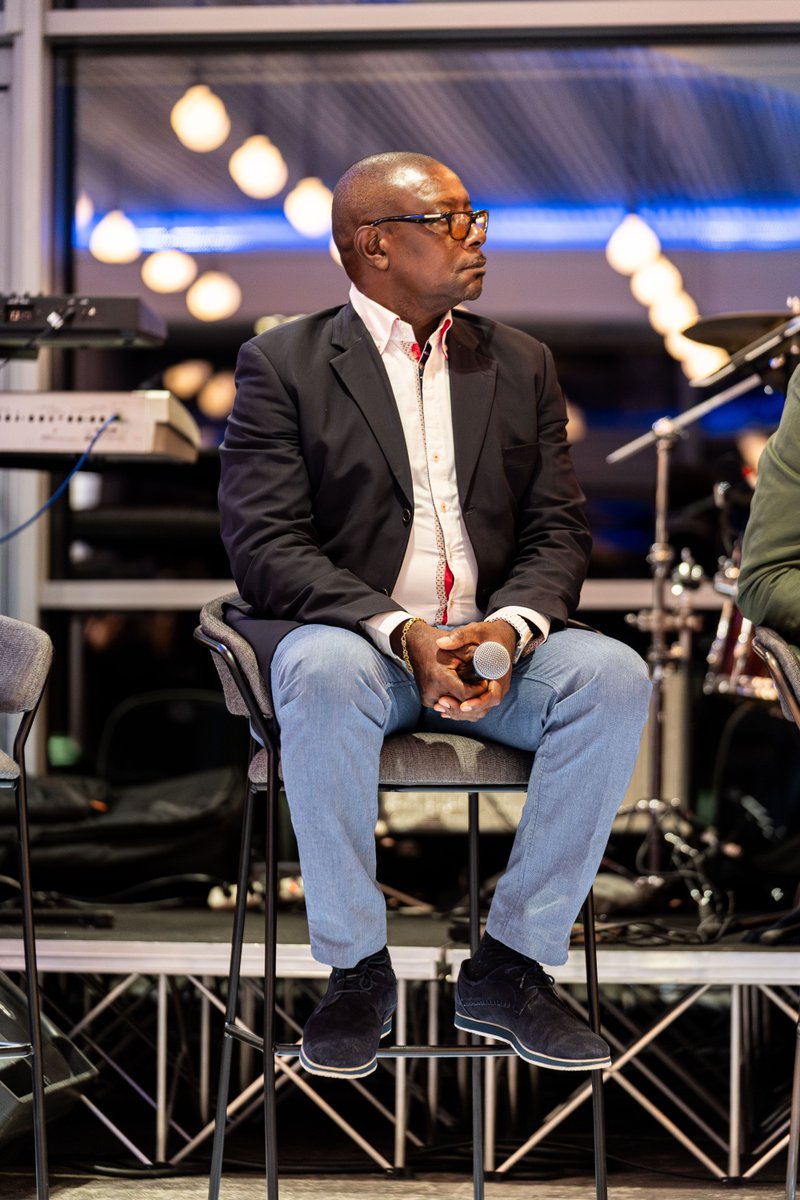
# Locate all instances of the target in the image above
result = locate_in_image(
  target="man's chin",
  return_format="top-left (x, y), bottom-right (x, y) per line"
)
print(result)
top-left (461, 278), bottom-right (485, 302)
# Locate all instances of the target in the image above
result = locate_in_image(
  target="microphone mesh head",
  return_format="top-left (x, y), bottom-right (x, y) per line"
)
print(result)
top-left (472, 640), bottom-right (512, 680)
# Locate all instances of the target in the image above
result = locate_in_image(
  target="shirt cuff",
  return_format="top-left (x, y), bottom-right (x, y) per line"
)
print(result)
top-left (361, 610), bottom-right (415, 662)
top-left (486, 607), bottom-right (550, 661)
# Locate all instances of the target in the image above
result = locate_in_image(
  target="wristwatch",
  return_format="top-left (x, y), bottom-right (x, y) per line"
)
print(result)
top-left (486, 612), bottom-right (534, 662)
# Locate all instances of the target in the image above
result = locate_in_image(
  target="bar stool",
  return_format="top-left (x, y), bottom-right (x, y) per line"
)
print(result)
top-left (0, 614), bottom-right (54, 1200)
top-left (752, 626), bottom-right (800, 1200)
top-left (196, 595), bottom-right (607, 1200)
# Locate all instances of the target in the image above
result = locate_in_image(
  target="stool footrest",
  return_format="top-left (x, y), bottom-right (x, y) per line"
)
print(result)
top-left (274, 1041), bottom-right (515, 1060)
top-left (0, 1041), bottom-right (32, 1060)
top-left (224, 1023), bottom-right (265, 1051)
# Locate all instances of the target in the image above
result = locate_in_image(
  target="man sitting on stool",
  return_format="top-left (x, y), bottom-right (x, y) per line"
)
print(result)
top-left (218, 151), bottom-right (651, 1079)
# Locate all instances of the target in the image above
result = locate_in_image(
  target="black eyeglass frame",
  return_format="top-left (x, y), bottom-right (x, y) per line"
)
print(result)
top-left (367, 209), bottom-right (489, 241)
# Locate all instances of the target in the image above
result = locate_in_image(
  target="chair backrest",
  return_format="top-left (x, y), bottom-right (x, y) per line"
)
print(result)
top-left (753, 626), bottom-right (800, 728)
top-left (0, 615), bottom-right (53, 716)
top-left (197, 594), bottom-right (273, 720)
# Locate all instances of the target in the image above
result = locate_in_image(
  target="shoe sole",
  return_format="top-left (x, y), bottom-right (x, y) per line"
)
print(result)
top-left (454, 1012), bottom-right (610, 1072)
top-left (298, 1016), bottom-right (393, 1079)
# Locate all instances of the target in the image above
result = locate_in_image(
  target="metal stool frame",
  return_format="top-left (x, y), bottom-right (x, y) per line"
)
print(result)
top-left (752, 626), bottom-right (800, 1200)
top-left (0, 615), bottom-right (54, 1200)
top-left (195, 621), bottom-right (607, 1200)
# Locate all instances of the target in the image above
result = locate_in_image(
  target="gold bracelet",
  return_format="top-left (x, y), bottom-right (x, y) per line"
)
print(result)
top-left (400, 616), bottom-right (425, 676)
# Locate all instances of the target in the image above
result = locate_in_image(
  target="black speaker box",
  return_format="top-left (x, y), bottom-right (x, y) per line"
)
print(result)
top-left (0, 972), bottom-right (96, 1144)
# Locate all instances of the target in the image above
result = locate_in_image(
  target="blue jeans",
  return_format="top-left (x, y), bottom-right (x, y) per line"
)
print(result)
top-left (270, 625), bottom-right (651, 969)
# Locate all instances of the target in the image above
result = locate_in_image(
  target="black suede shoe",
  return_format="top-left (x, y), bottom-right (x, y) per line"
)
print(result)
top-left (299, 952), bottom-right (397, 1079)
top-left (455, 956), bottom-right (610, 1072)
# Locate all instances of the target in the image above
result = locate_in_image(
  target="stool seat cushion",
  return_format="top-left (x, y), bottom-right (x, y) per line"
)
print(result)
top-left (247, 732), bottom-right (532, 790)
top-left (379, 731), bottom-right (532, 789)
top-left (0, 751), bottom-right (19, 780)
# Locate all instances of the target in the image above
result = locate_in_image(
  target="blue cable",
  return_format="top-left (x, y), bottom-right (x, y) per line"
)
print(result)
top-left (0, 413), bottom-right (120, 545)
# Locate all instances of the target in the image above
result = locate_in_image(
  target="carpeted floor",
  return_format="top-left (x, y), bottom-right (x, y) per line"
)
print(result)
top-left (0, 1171), bottom-right (789, 1199)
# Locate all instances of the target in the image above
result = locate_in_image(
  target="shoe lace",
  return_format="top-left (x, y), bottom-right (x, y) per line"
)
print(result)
top-left (505, 961), bottom-right (573, 1013)
top-left (331, 963), bottom-right (385, 993)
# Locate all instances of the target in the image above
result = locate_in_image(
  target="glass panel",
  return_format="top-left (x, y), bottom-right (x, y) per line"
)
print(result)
top-left (65, 41), bottom-right (800, 587)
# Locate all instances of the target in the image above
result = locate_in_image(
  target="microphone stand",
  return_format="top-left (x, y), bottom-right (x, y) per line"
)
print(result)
top-left (608, 372), bottom-right (766, 874)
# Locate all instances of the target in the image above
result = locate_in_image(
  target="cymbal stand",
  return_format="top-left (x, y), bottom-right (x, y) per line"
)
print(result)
top-left (608, 373), bottom-right (765, 876)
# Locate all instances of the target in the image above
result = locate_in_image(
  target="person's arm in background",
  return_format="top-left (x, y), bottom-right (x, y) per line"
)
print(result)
top-left (737, 365), bottom-right (800, 647)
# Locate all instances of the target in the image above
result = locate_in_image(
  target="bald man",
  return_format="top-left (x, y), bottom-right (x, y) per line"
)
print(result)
top-left (219, 152), bottom-right (650, 1079)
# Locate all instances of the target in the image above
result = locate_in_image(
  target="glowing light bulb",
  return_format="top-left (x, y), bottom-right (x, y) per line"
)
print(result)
top-left (605, 213), bottom-right (661, 276)
top-left (228, 136), bottom-right (288, 199)
top-left (170, 84), bottom-right (230, 153)
top-left (329, 236), bottom-right (343, 267)
top-left (74, 189), bottom-right (94, 233)
top-left (630, 256), bottom-right (683, 307)
top-left (162, 359), bottom-right (213, 399)
top-left (648, 291), bottom-right (699, 336)
top-left (88, 209), bottom-right (140, 264)
top-left (185, 271), bottom-right (242, 322)
top-left (141, 249), bottom-right (198, 294)
top-left (681, 344), bottom-right (731, 382)
top-left (284, 177), bottom-right (333, 239)
top-left (197, 371), bottom-right (236, 419)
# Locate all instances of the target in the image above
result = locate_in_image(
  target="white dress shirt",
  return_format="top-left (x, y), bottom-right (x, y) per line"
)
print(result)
top-left (350, 285), bottom-right (550, 663)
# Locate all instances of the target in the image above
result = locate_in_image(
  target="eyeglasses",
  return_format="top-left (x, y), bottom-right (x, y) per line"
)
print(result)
top-left (367, 209), bottom-right (489, 241)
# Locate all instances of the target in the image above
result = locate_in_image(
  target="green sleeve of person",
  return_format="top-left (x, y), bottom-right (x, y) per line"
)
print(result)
top-left (737, 366), bottom-right (800, 654)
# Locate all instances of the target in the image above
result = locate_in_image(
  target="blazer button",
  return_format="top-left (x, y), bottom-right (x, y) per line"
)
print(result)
top-left (401, 508), bottom-right (412, 526)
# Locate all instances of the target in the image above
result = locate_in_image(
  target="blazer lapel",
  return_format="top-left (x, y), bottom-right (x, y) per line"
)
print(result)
top-left (330, 306), bottom-right (413, 504)
top-left (447, 318), bottom-right (498, 506)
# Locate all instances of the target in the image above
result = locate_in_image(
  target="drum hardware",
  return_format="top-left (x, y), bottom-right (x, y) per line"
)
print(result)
top-left (684, 306), bottom-right (798, 355)
top-left (608, 306), bottom-right (800, 882)
top-left (685, 299), bottom-right (800, 393)
top-left (606, 314), bottom-right (796, 878)
top-left (606, 302), bottom-right (800, 916)
top-left (704, 545), bottom-right (779, 704)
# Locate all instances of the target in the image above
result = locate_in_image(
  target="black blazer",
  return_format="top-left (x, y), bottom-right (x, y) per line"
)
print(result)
top-left (218, 302), bottom-right (591, 672)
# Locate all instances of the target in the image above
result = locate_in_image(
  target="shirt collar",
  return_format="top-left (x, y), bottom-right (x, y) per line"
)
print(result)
top-left (349, 283), bottom-right (452, 359)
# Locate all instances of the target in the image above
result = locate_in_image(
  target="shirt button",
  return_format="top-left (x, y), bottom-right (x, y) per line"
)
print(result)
top-left (440, 502), bottom-right (447, 513)
top-left (401, 508), bottom-right (412, 525)
top-left (432, 452), bottom-right (440, 462)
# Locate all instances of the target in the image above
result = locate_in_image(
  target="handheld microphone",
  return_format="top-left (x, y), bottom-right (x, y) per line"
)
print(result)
top-left (460, 640), bottom-right (512, 685)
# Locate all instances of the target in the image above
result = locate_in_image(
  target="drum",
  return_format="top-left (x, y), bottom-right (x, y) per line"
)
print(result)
top-left (704, 558), bottom-right (778, 702)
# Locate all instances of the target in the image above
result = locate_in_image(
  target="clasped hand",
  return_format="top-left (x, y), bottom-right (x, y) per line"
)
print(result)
top-left (404, 619), bottom-right (517, 723)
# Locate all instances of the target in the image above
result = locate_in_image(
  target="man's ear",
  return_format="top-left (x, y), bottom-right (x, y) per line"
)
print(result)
top-left (352, 225), bottom-right (390, 272)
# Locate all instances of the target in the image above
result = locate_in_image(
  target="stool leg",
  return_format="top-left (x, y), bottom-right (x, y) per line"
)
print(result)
top-left (468, 791), bottom-right (484, 1200)
top-left (208, 778), bottom-right (257, 1200)
top-left (15, 768), bottom-right (49, 1200)
top-left (582, 891), bottom-right (608, 1200)
top-left (264, 761), bottom-right (280, 1200)
top-left (787, 1015), bottom-right (800, 1200)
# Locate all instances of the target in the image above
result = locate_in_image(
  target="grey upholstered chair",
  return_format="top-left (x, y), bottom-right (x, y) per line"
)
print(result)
top-left (196, 594), bottom-right (607, 1200)
top-left (752, 626), bottom-right (800, 1200)
top-left (0, 613), bottom-right (54, 1200)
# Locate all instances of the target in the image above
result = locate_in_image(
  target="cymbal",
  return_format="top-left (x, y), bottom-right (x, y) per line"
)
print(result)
top-left (683, 311), bottom-right (790, 353)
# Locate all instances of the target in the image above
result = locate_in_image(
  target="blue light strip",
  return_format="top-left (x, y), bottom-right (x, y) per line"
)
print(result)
top-left (74, 202), bottom-right (800, 254)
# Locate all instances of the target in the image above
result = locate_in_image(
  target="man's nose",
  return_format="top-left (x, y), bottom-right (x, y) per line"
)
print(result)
top-left (466, 220), bottom-right (486, 246)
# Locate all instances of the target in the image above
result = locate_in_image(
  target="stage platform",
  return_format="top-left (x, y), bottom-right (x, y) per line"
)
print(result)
top-left (0, 907), bottom-right (797, 1183)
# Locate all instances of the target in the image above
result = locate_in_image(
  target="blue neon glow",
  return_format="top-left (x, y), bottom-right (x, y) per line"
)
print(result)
top-left (74, 203), bottom-right (800, 254)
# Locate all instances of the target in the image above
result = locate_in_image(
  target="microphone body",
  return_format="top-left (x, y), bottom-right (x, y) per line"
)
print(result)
top-left (460, 640), bottom-right (512, 685)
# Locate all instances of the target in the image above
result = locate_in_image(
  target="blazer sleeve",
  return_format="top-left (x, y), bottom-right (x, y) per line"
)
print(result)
top-left (737, 367), bottom-right (800, 644)
top-left (484, 343), bottom-right (592, 625)
top-left (218, 338), bottom-right (403, 629)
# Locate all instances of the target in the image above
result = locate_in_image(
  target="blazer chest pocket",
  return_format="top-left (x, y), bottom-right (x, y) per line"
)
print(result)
top-left (502, 442), bottom-right (539, 488)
